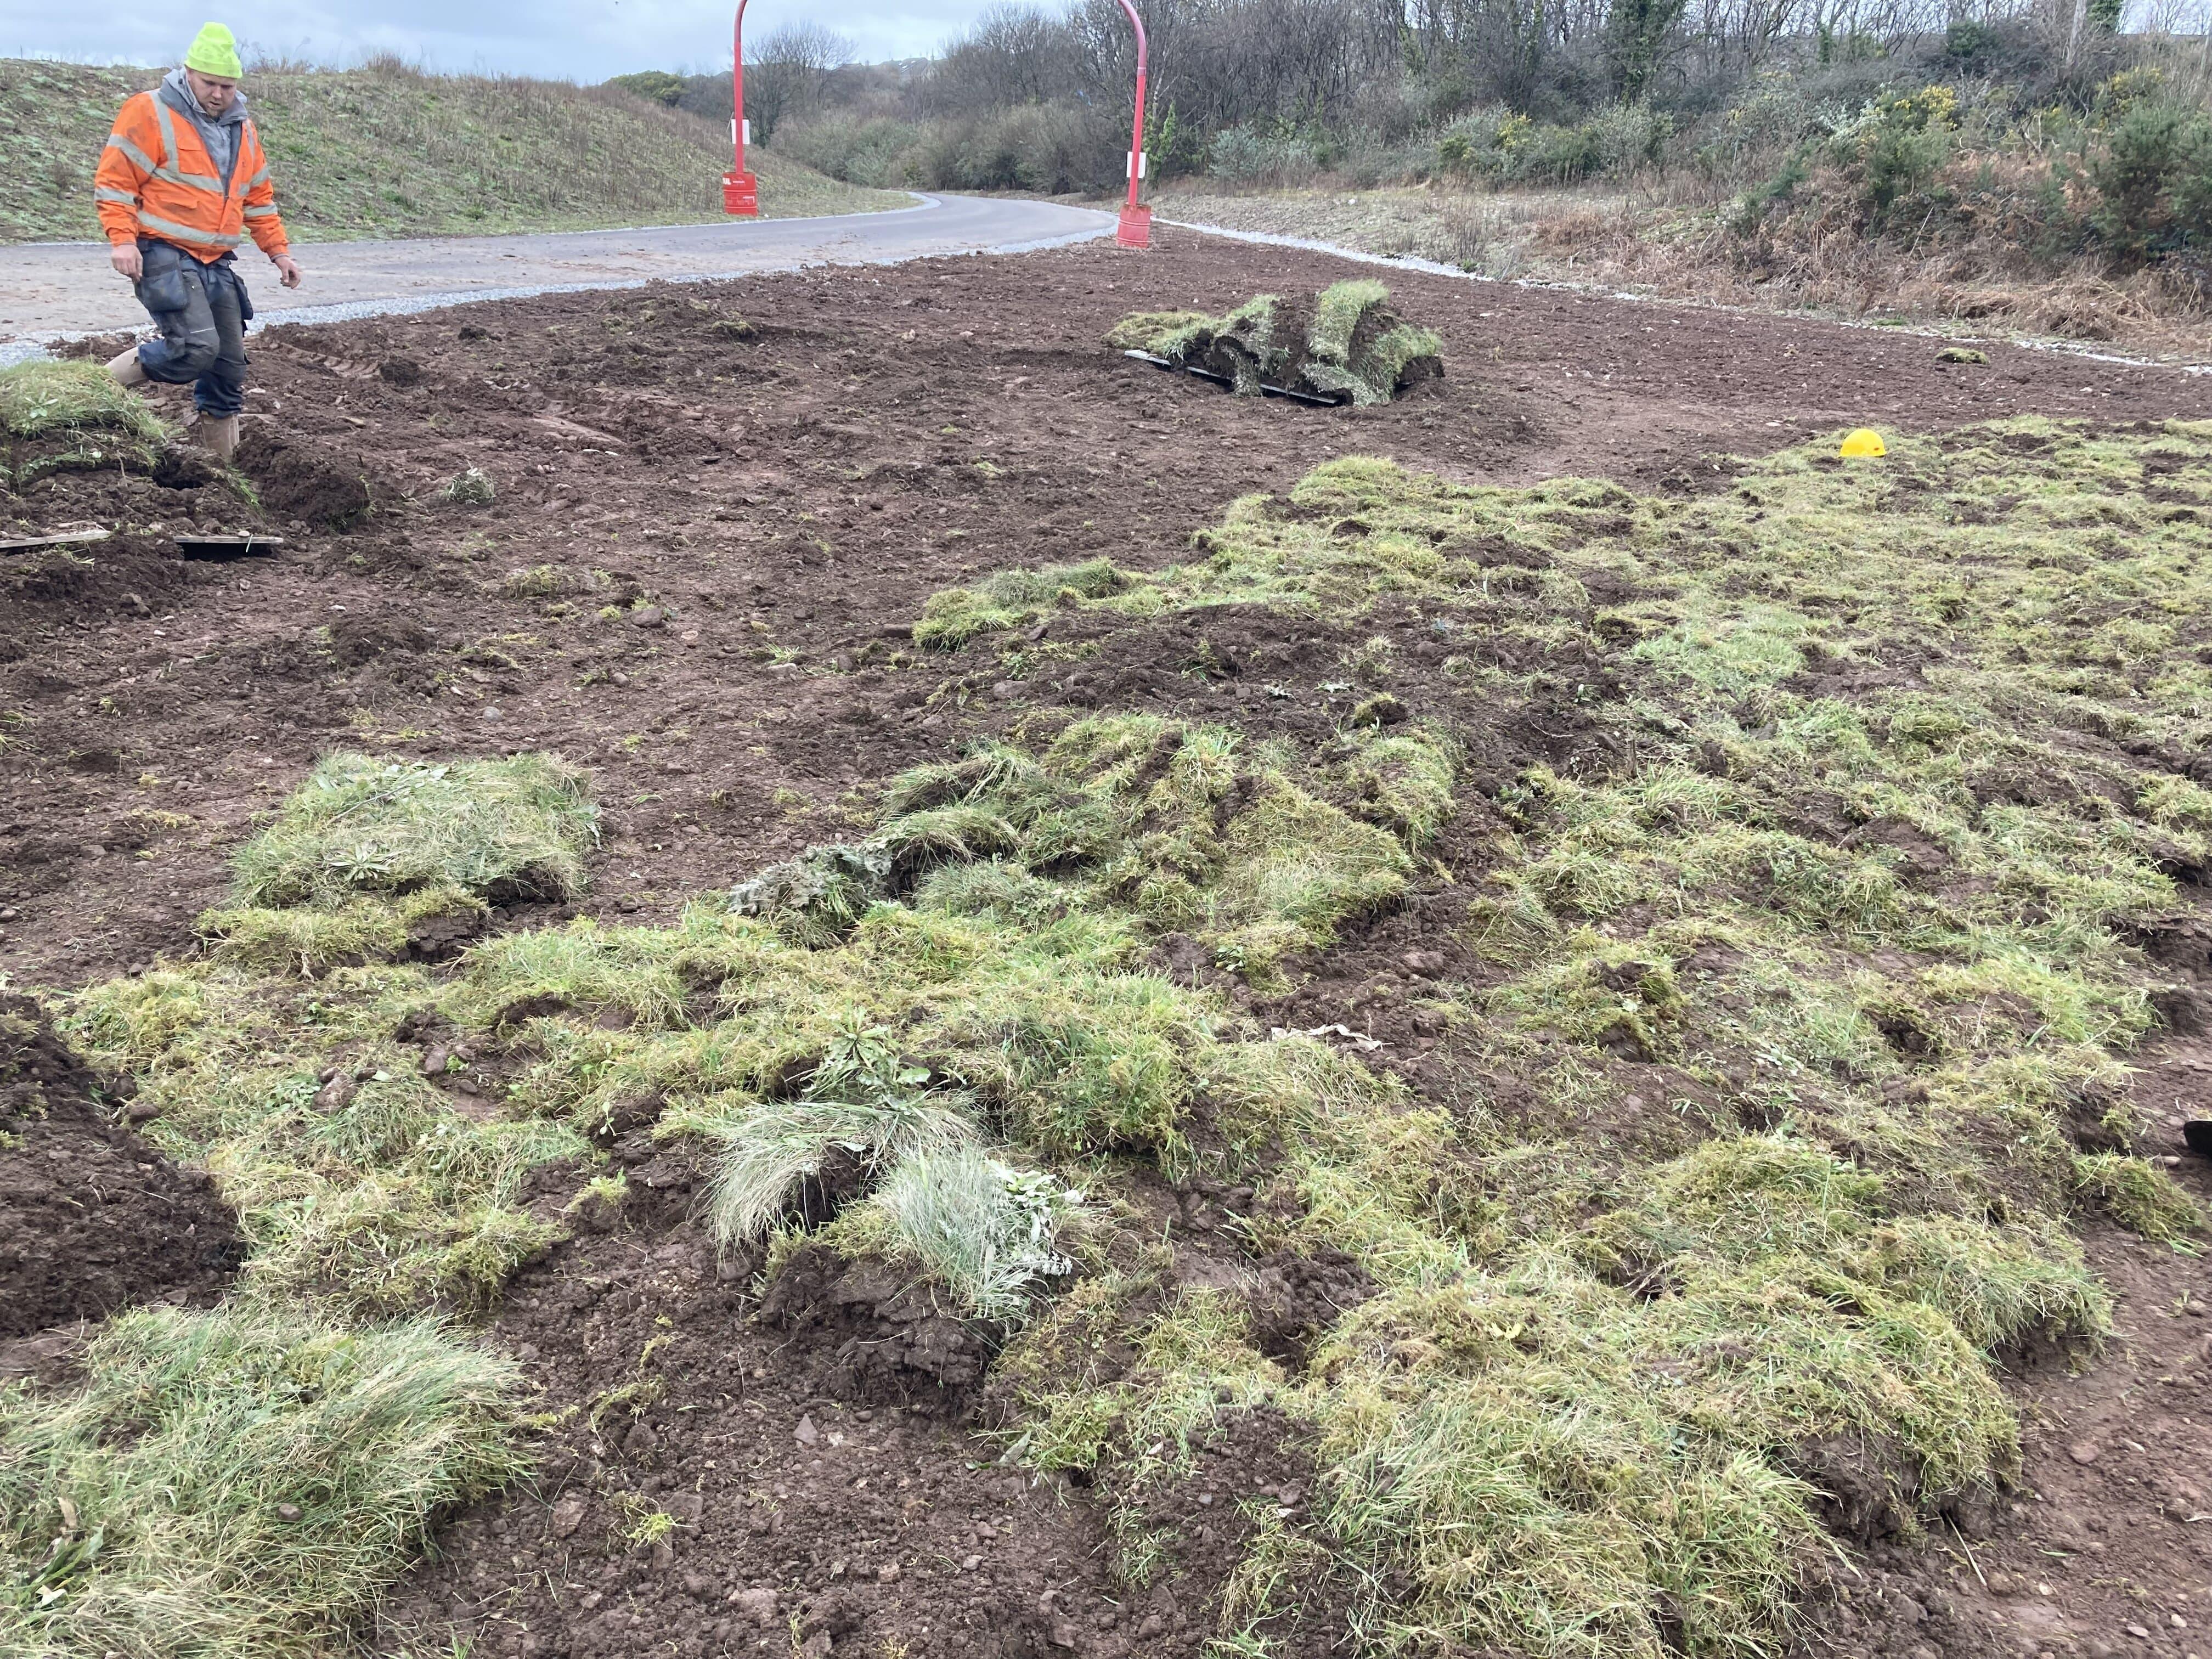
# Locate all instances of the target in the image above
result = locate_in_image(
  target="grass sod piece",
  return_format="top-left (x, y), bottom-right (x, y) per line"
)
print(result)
top-left (66, 959), bottom-right (587, 1313)
top-left (47, 419), bottom-right (2212, 1655)
top-left (1302, 281), bottom-right (1445, 407)
top-left (0, 359), bottom-right (170, 489)
top-left (1302, 1248), bottom-right (2019, 1659)
top-left (229, 751), bottom-right (598, 910)
top-left (198, 885), bottom-right (489, 976)
top-left (0, 1301), bottom-right (527, 1659)
top-left (1104, 311), bottom-right (1213, 353)
top-left (1107, 281), bottom-right (1442, 405)
top-left (912, 557), bottom-right (1133, 649)
top-left (1102, 294), bottom-right (1286, 396)
top-left (1306, 278), bottom-right (1391, 365)
top-left (1330, 321), bottom-right (1447, 407)
top-left (910, 419), bottom-right (2203, 1651)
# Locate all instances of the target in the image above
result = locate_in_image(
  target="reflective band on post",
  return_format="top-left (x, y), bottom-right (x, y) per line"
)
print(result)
top-left (1126, 151), bottom-right (1147, 179)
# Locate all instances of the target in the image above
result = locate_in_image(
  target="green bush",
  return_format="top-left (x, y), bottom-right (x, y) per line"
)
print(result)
top-left (604, 70), bottom-right (684, 106)
top-left (1436, 106), bottom-right (1647, 187)
top-left (1847, 86), bottom-right (1959, 219)
top-left (782, 115), bottom-right (928, 189)
top-left (2091, 99), bottom-right (2212, 258)
top-left (1208, 124), bottom-right (1321, 187)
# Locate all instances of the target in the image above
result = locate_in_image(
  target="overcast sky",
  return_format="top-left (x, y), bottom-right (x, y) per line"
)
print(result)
top-left (0, 0), bottom-right (980, 80)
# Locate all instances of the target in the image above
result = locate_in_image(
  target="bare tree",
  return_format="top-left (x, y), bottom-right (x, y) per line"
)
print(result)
top-left (933, 4), bottom-right (1080, 114)
top-left (748, 21), bottom-right (856, 145)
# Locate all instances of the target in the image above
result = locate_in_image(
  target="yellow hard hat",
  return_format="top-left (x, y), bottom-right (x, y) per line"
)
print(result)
top-left (1839, 428), bottom-right (1887, 458)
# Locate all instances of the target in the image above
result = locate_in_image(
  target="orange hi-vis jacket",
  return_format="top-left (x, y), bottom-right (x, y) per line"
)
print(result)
top-left (94, 90), bottom-right (289, 260)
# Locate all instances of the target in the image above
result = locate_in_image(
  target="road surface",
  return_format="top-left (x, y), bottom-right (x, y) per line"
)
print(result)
top-left (0, 195), bottom-right (1113, 347)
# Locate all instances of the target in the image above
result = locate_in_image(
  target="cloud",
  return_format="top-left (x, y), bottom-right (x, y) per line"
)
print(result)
top-left (0, 0), bottom-right (984, 79)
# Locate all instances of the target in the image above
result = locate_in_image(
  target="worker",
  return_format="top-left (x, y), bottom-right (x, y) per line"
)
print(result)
top-left (94, 22), bottom-right (302, 461)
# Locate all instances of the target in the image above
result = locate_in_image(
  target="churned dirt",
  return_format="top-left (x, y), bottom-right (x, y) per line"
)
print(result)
top-left (3, 229), bottom-right (2211, 1659)
top-left (0, 992), bottom-right (239, 1373)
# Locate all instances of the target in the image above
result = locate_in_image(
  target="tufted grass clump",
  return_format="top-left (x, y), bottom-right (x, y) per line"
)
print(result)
top-left (0, 1301), bottom-right (526, 1659)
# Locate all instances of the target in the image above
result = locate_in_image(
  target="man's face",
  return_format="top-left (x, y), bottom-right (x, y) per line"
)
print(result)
top-left (185, 68), bottom-right (238, 112)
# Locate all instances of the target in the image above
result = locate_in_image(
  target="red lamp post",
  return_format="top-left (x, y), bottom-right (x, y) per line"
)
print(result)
top-left (1113, 0), bottom-right (1150, 249)
top-left (723, 0), bottom-right (759, 216)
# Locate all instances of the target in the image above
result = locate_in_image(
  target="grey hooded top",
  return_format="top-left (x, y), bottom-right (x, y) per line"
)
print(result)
top-left (158, 66), bottom-right (249, 185)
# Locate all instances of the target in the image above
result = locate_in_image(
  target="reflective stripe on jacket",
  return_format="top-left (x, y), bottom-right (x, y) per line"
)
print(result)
top-left (94, 91), bottom-right (289, 259)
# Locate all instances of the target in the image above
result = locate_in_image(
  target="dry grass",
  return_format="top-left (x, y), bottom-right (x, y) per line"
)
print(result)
top-left (1157, 183), bottom-right (2212, 362)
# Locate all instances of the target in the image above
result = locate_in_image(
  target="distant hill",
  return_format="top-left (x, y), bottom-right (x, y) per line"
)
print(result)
top-left (1, 55), bottom-right (908, 245)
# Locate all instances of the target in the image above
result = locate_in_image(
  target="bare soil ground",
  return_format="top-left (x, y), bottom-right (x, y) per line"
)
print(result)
top-left (0, 992), bottom-right (239, 1367)
top-left (5, 229), bottom-right (2211, 1659)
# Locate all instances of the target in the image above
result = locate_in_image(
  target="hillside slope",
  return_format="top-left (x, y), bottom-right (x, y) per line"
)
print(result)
top-left (1, 57), bottom-right (907, 245)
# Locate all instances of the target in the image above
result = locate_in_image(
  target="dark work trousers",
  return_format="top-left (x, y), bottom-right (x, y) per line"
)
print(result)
top-left (131, 238), bottom-right (251, 418)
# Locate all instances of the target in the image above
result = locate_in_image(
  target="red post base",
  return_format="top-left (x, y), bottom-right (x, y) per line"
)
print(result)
top-left (1115, 204), bottom-right (1152, 249)
top-left (722, 172), bottom-right (759, 217)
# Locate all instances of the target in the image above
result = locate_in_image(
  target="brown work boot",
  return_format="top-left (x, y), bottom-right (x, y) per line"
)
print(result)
top-left (107, 345), bottom-right (148, 388)
top-left (196, 414), bottom-right (240, 461)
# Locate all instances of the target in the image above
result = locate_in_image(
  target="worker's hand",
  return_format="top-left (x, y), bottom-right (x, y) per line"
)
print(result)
top-left (272, 253), bottom-right (303, 290)
top-left (110, 243), bottom-right (143, 282)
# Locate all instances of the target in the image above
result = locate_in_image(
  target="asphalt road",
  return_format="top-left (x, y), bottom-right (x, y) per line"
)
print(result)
top-left (0, 194), bottom-right (1114, 346)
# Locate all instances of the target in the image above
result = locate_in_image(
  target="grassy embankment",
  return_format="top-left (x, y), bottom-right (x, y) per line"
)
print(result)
top-left (0, 55), bottom-right (905, 246)
top-left (5, 378), bottom-right (2211, 1654)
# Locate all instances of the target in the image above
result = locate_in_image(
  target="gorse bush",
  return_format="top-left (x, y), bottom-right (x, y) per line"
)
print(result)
top-left (2089, 96), bottom-right (2212, 256)
top-left (1846, 83), bottom-right (1959, 216)
top-left (1740, 71), bottom-right (2212, 273)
